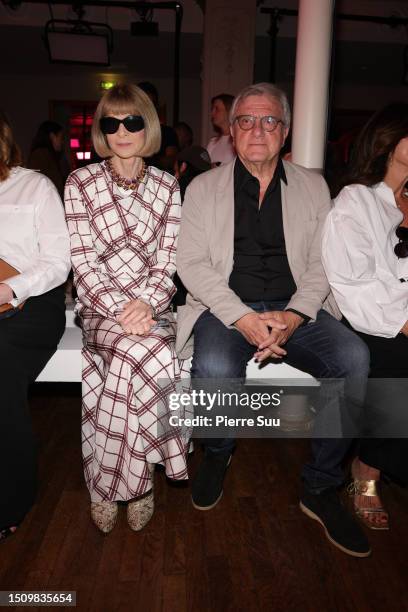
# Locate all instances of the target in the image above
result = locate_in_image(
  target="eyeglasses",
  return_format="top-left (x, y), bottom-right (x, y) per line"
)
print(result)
top-left (394, 226), bottom-right (408, 258)
top-left (99, 115), bottom-right (145, 134)
top-left (234, 115), bottom-right (285, 132)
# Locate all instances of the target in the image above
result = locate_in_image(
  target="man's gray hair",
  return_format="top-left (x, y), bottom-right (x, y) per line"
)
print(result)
top-left (229, 82), bottom-right (291, 128)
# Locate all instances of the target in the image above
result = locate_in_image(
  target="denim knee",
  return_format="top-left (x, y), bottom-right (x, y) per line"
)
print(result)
top-left (191, 349), bottom-right (246, 379)
top-left (328, 329), bottom-right (370, 380)
top-left (342, 334), bottom-right (370, 379)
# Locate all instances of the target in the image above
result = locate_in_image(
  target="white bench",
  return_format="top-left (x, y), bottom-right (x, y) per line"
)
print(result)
top-left (36, 305), bottom-right (82, 383)
top-left (36, 304), bottom-right (317, 386)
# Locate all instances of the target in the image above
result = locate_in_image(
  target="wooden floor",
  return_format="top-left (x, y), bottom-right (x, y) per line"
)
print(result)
top-left (1, 385), bottom-right (408, 612)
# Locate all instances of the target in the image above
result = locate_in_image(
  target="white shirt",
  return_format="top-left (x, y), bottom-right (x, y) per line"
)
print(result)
top-left (0, 167), bottom-right (71, 306)
top-left (206, 134), bottom-right (235, 165)
top-left (322, 182), bottom-right (408, 338)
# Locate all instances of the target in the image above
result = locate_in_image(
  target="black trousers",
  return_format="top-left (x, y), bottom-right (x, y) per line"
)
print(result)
top-left (353, 329), bottom-right (408, 485)
top-left (0, 286), bottom-right (65, 528)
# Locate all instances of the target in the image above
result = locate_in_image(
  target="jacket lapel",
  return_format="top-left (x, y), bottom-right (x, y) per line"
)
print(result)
top-left (281, 161), bottom-right (299, 272)
top-left (214, 160), bottom-right (236, 276)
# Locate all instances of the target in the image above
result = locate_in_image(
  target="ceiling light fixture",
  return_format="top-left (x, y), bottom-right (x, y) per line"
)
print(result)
top-left (44, 17), bottom-right (113, 66)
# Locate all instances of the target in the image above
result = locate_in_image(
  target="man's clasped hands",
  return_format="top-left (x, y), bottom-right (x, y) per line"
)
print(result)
top-left (234, 310), bottom-right (304, 362)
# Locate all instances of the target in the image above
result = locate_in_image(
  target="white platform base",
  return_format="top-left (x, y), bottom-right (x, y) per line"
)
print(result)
top-left (36, 306), bottom-right (317, 386)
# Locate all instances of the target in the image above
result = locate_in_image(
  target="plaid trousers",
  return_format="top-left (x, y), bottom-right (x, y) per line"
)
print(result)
top-left (81, 310), bottom-right (190, 502)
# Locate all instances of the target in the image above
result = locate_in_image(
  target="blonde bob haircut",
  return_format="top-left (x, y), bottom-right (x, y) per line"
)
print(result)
top-left (92, 83), bottom-right (161, 158)
top-left (0, 110), bottom-right (22, 182)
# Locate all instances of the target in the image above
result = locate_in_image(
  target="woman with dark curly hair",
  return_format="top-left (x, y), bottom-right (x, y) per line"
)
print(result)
top-left (322, 103), bottom-right (408, 531)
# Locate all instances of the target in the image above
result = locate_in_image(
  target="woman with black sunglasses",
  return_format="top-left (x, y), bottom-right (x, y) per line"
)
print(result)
top-left (322, 103), bottom-right (408, 532)
top-left (0, 111), bottom-right (70, 542)
top-left (64, 83), bottom-right (189, 535)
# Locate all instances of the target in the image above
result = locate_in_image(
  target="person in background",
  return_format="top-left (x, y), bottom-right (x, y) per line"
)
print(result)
top-left (174, 144), bottom-right (211, 199)
top-left (27, 120), bottom-right (67, 198)
top-left (0, 110), bottom-right (70, 542)
top-left (322, 103), bottom-right (408, 531)
top-left (174, 121), bottom-right (193, 151)
top-left (206, 93), bottom-right (235, 165)
top-left (138, 81), bottom-right (179, 172)
top-left (65, 83), bottom-right (189, 535)
top-left (172, 145), bottom-right (212, 310)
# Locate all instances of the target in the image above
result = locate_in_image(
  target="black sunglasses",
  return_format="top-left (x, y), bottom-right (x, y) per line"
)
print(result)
top-left (100, 115), bottom-right (145, 134)
top-left (394, 226), bottom-right (408, 259)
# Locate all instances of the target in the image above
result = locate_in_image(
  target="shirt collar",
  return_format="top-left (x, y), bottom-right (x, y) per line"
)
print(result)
top-left (234, 156), bottom-right (287, 193)
top-left (374, 181), bottom-right (399, 208)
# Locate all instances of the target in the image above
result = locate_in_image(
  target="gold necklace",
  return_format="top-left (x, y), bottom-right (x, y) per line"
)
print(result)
top-left (106, 158), bottom-right (146, 190)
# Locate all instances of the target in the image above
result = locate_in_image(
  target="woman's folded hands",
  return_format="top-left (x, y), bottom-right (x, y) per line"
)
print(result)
top-left (117, 299), bottom-right (155, 335)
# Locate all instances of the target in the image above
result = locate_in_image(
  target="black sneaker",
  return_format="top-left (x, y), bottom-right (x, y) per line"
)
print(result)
top-left (191, 451), bottom-right (232, 510)
top-left (300, 487), bottom-right (371, 558)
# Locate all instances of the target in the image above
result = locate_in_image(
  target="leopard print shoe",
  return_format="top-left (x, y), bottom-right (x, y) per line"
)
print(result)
top-left (127, 489), bottom-right (154, 531)
top-left (127, 463), bottom-right (155, 532)
top-left (90, 501), bottom-right (118, 534)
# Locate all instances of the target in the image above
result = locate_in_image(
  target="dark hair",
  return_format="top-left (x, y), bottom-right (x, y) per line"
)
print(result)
top-left (174, 121), bottom-right (193, 148)
top-left (30, 120), bottom-right (63, 154)
top-left (211, 93), bottom-right (234, 113)
top-left (177, 164), bottom-right (204, 200)
top-left (345, 103), bottom-right (408, 187)
top-left (138, 81), bottom-right (159, 107)
top-left (0, 110), bottom-right (22, 181)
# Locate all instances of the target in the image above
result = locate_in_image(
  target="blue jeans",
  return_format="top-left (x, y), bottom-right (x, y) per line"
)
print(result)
top-left (191, 301), bottom-right (370, 492)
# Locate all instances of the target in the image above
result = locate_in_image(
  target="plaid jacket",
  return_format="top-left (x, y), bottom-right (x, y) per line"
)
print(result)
top-left (65, 161), bottom-right (181, 319)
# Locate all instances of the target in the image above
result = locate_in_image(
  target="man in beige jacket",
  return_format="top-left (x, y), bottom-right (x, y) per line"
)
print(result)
top-left (177, 83), bottom-right (371, 558)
